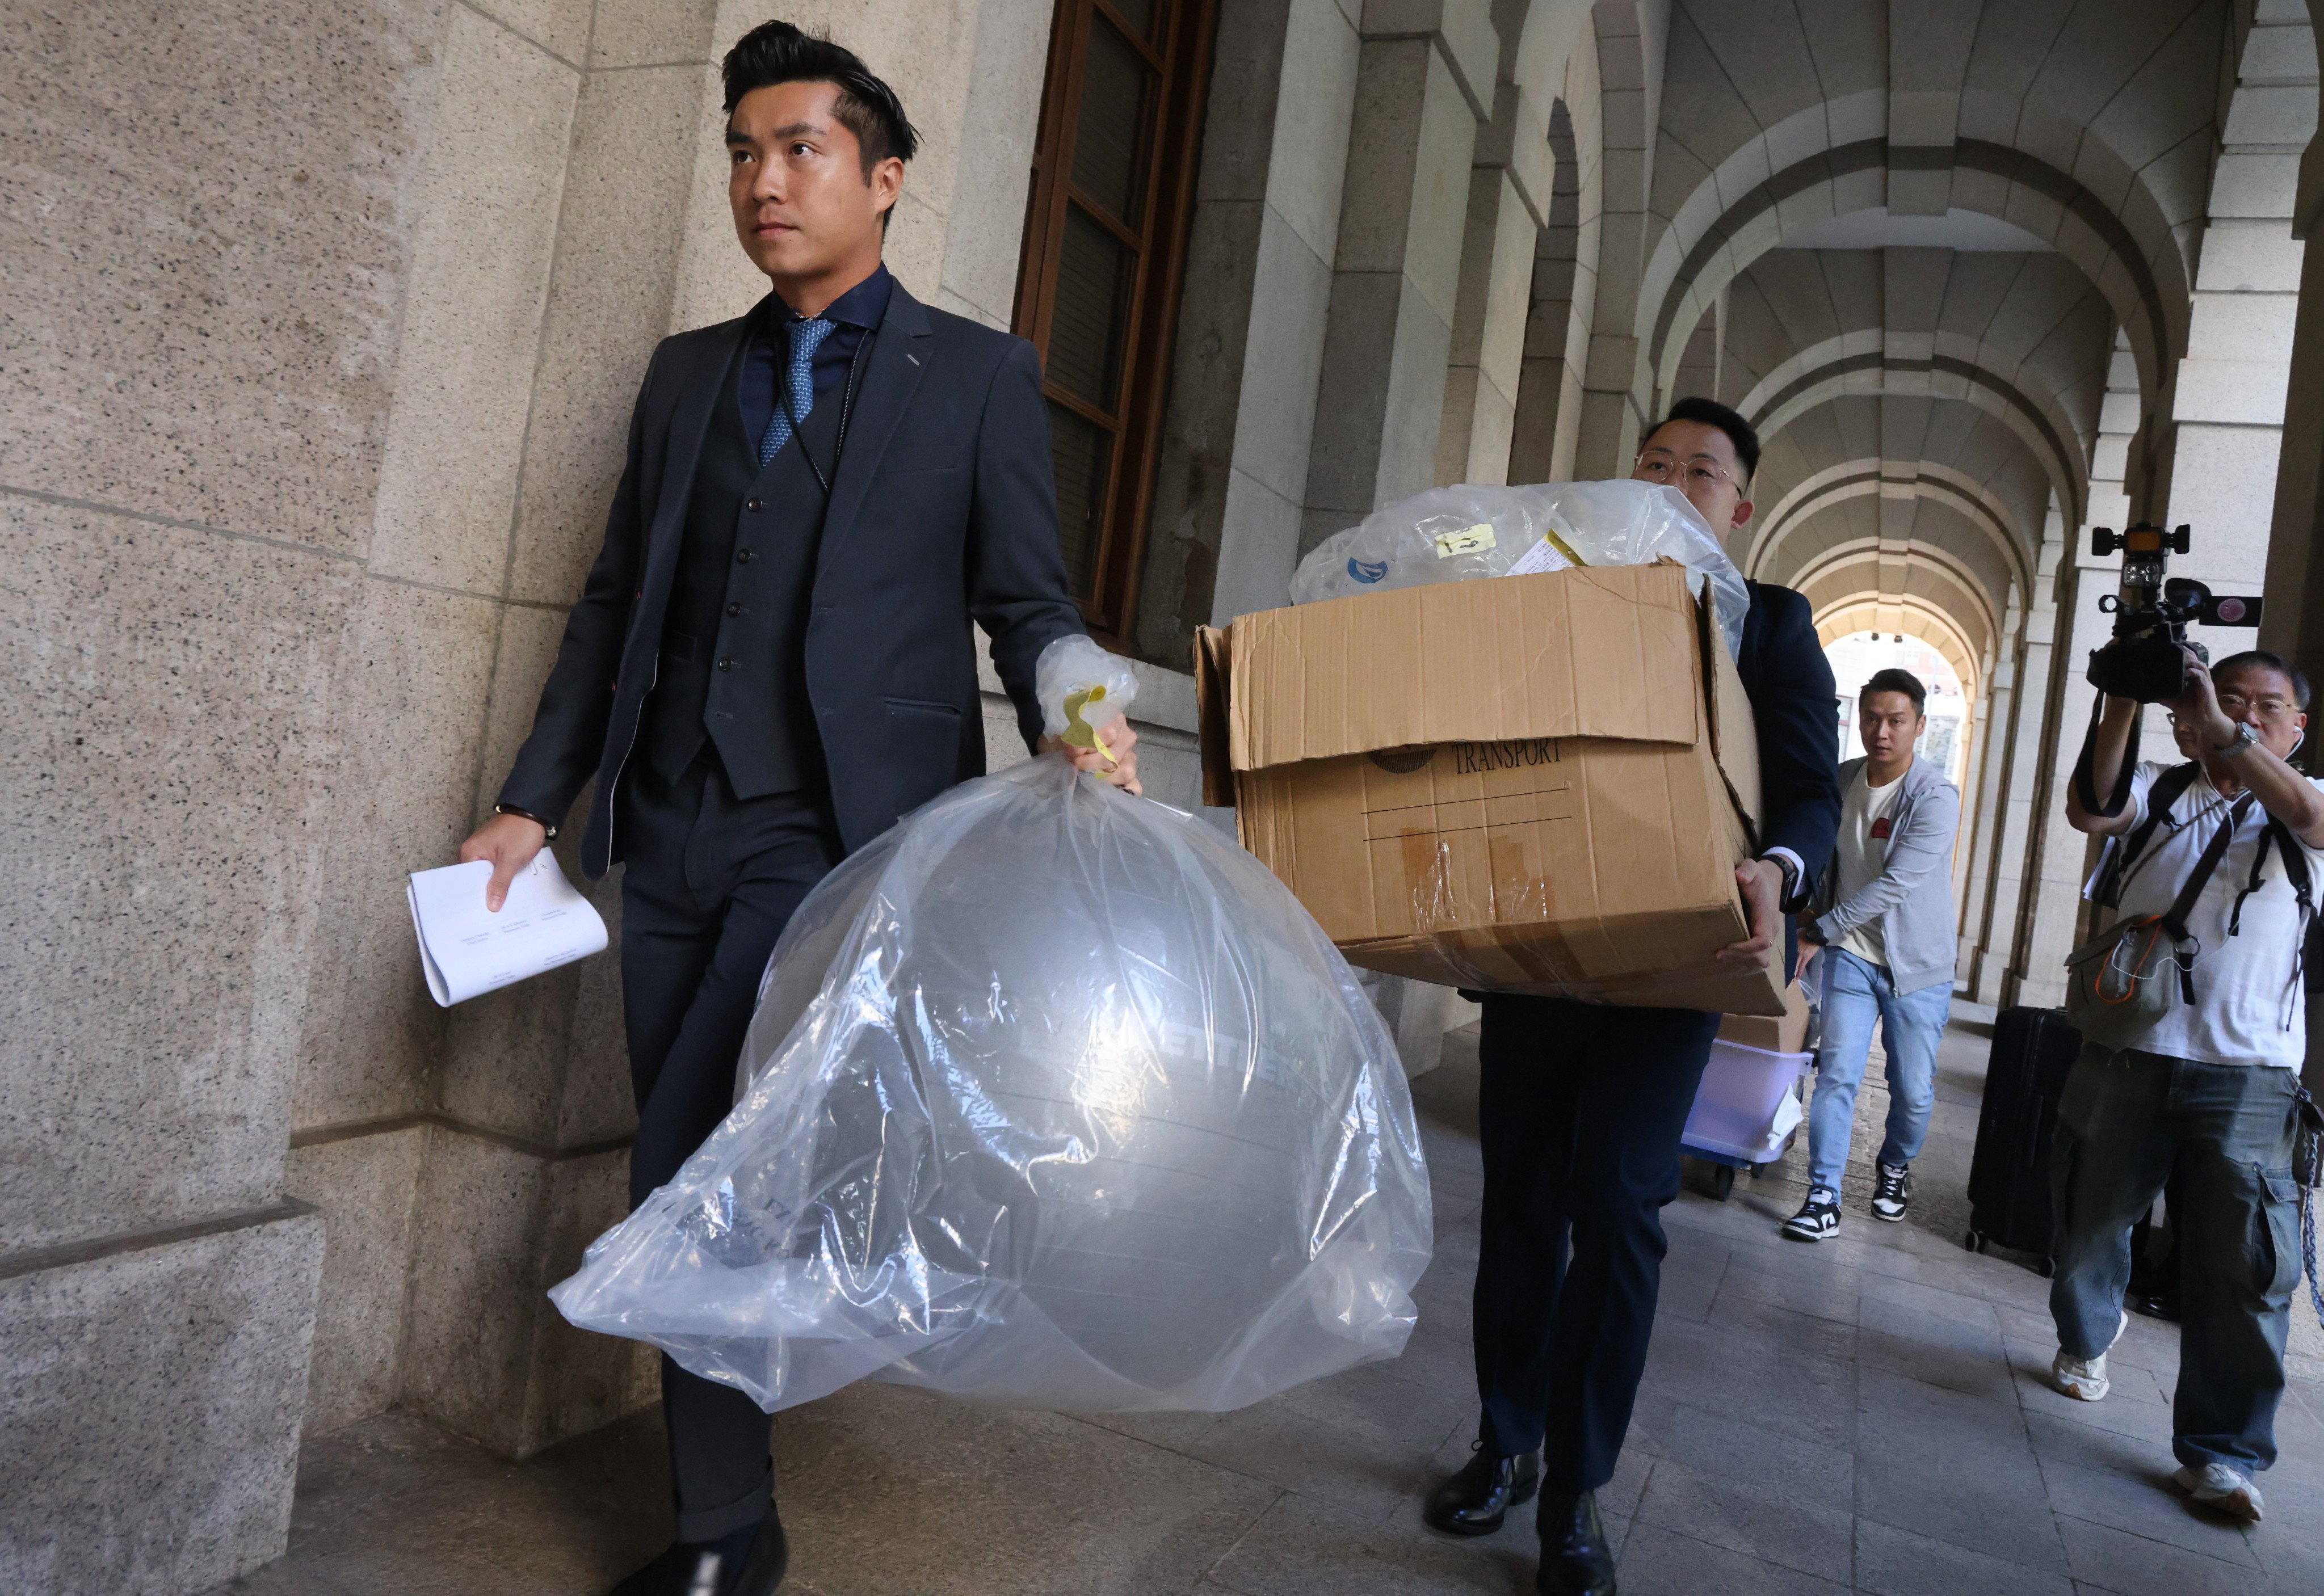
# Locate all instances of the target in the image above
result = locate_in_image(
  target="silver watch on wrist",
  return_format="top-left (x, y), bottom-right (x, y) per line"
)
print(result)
top-left (2215, 722), bottom-right (2259, 758)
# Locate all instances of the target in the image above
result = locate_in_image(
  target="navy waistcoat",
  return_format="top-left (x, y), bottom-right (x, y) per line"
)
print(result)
top-left (641, 340), bottom-right (845, 794)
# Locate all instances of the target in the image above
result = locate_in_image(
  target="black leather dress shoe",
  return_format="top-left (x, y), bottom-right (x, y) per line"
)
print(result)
top-left (607, 1505), bottom-right (788, 1596)
top-left (1423, 1443), bottom-right (1540, 1536)
top-left (1536, 1487), bottom-right (1616, 1595)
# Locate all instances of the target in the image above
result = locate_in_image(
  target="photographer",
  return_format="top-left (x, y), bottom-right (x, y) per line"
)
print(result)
top-left (2052, 650), bottom-right (2322, 1523)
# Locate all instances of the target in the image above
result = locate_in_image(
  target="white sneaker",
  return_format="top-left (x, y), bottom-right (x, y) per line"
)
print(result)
top-left (2174, 1461), bottom-right (2264, 1522)
top-left (2051, 1309), bottom-right (2129, 1402)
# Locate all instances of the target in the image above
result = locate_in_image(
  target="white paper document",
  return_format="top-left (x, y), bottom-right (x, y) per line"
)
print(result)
top-left (407, 852), bottom-right (608, 1007)
top-left (1504, 533), bottom-right (1576, 576)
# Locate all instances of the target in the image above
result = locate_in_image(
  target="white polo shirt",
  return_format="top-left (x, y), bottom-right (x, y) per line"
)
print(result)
top-left (2112, 760), bottom-right (2324, 1069)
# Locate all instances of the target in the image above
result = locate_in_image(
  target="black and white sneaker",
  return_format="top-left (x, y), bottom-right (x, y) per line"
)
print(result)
top-left (1782, 1187), bottom-right (1840, 1242)
top-left (1871, 1161), bottom-right (1911, 1222)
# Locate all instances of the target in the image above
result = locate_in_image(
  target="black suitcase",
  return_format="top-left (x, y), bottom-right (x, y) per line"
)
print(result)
top-left (1965, 1007), bottom-right (2085, 1270)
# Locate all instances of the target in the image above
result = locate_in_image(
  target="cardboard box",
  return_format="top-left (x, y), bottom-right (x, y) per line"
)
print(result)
top-left (1196, 562), bottom-right (1786, 1016)
top-left (1717, 980), bottom-right (1811, 1054)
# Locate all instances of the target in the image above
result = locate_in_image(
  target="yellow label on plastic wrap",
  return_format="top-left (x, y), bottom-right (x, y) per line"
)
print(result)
top-left (1432, 523), bottom-right (1498, 558)
top-left (1062, 685), bottom-right (1119, 770)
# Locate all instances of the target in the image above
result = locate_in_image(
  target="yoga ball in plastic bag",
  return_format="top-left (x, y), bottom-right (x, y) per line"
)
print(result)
top-left (549, 639), bottom-right (1434, 1413)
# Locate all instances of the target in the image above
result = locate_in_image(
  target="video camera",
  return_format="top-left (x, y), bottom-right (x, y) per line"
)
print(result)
top-left (2085, 523), bottom-right (2263, 702)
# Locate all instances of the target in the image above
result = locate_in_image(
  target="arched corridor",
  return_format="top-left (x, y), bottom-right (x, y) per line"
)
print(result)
top-left (10, 3), bottom-right (2324, 1594)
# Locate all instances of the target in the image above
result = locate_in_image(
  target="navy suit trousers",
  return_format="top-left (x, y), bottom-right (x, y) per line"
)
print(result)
top-left (617, 753), bottom-right (841, 1541)
top-left (1470, 995), bottom-right (1722, 1501)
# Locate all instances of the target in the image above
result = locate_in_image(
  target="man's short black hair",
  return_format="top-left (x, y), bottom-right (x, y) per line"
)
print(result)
top-left (1646, 396), bottom-right (1760, 485)
top-left (2213, 648), bottom-right (2311, 710)
top-left (1862, 668), bottom-right (1927, 716)
top-left (722, 20), bottom-right (920, 177)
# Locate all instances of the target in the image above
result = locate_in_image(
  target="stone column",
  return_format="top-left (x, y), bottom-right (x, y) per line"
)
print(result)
top-left (1955, 598), bottom-right (2018, 975)
top-left (1437, 82), bottom-right (1552, 486)
top-left (1135, 0), bottom-right (1364, 660)
top-left (1569, 0), bottom-right (1662, 477)
top-left (2162, 16), bottom-right (2312, 660)
top-left (2, 0), bottom-right (593, 1586)
top-left (1508, 96), bottom-right (1592, 484)
top-left (2001, 332), bottom-right (2142, 1009)
top-left (1302, 0), bottom-right (1498, 549)
top-left (2260, 146), bottom-right (2324, 681)
top-left (1968, 538), bottom-right (2063, 1008)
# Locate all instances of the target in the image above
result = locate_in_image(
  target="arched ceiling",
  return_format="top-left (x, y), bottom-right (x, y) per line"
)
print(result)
top-left (1632, 0), bottom-right (2262, 688)
top-left (1640, 0), bottom-right (2234, 402)
top-left (1718, 247), bottom-right (2113, 528)
top-left (1742, 391), bottom-right (2053, 602)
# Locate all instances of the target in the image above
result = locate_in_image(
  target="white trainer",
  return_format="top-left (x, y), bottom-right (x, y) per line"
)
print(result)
top-left (2050, 1309), bottom-right (2129, 1402)
top-left (2174, 1461), bottom-right (2264, 1523)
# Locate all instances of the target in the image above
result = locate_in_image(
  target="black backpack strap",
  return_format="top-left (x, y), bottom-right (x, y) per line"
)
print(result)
top-left (2096, 760), bottom-right (2204, 908)
top-left (2268, 813), bottom-right (2314, 909)
top-left (2231, 823), bottom-right (2282, 937)
top-left (2256, 814), bottom-right (2318, 1003)
top-left (2072, 688), bottom-right (2141, 819)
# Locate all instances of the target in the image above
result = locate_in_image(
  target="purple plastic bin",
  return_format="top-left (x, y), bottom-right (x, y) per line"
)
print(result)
top-left (1682, 1039), bottom-right (1812, 1163)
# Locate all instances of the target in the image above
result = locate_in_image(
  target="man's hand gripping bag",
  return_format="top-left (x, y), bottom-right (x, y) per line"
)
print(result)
top-left (550, 638), bottom-right (1434, 1413)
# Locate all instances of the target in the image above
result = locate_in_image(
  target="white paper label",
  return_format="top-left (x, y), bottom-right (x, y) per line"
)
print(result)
top-left (1432, 523), bottom-right (1497, 558)
top-left (1506, 536), bottom-right (1574, 576)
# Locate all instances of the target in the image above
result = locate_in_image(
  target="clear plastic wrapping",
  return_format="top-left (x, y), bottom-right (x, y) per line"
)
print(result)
top-left (1289, 479), bottom-right (1749, 658)
top-left (549, 640), bottom-right (1433, 1413)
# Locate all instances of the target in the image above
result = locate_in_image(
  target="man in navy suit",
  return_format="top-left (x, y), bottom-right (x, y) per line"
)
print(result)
top-left (457, 23), bottom-right (1135, 1596)
top-left (1423, 398), bottom-right (1842, 1596)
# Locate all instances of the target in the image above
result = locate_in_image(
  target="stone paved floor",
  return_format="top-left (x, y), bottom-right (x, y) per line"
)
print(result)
top-left (217, 1008), bottom-right (2324, 1596)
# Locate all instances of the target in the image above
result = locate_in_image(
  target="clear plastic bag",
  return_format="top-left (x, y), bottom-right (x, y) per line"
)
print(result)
top-left (1289, 479), bottom-right (1749, 658)
top-left (549, 638), bottom-right (1433, 1413)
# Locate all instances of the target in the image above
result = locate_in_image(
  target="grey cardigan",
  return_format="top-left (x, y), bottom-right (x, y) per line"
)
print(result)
top-left (1808, 755), bottom-right (1962, 996)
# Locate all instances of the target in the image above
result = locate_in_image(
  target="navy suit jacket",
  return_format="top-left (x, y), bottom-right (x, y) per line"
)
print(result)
top-left (1737, 578), bottom-right (1844, 978)
top-left (500, 279), bottom-right (1086, 875)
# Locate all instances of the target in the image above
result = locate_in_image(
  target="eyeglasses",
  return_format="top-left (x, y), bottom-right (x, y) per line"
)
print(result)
top-left (2216, 689), bottom-right (2300, 721)
top-left (1634, 449), bottom-right (1745, 493)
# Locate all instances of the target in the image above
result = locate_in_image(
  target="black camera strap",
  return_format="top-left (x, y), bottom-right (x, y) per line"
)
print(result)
top-left (2071, 688), bottom-right (2141, 819)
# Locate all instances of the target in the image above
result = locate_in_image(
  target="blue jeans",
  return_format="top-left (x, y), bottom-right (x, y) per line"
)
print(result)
top-left (1806, 946), bottom-right (1951, 1192)
top-left (2050, 1046), bottom-right (2302, 1474)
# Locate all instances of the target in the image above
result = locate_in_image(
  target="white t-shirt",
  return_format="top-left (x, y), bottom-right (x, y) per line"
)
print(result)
top-left (2111, 760), bottom-right (2324, 1069)
top-left (1832, 767), bottom-right (1907, 968)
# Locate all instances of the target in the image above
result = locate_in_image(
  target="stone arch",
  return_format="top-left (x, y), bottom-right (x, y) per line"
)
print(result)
top-left (1747, 460), bottom-right (2031, 602)
top-left (1788, 536), bottom-right (2006, 661)
top-left (1738, 336), bottom-right (2088, 530)
top-left (1813, 594), bottom-right (1986, 709)
top-left (1638, 121), bottom-right (2186, 420)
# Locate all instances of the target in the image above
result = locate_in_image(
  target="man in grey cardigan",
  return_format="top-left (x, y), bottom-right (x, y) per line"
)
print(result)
top-left (1784, 669), bottom-right (1962, 1240)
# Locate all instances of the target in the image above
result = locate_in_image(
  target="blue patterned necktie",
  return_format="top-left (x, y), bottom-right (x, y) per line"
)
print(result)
top-left (758, 316), bottom-right (835, 466)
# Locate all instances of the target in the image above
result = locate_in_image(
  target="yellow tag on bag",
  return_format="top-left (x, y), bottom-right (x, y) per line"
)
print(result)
top-left (1062, 684), bottom-right (1119, 770)
top-left (1432, 523), bottom-right (1497, 558)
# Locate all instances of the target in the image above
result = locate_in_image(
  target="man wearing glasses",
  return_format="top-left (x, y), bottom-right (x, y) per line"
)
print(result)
top-left (1427, 397), bottom-right (1842, 1595)
top-left (2052, 650), bottom-right (2323, 1525)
